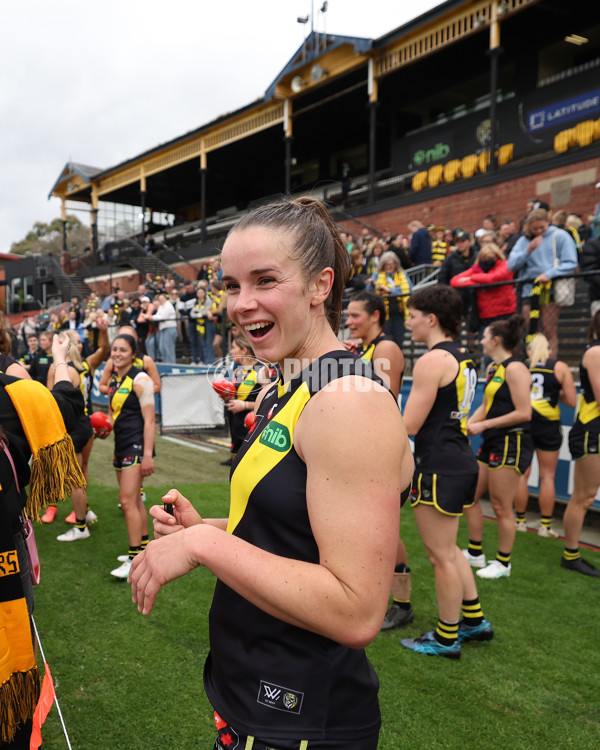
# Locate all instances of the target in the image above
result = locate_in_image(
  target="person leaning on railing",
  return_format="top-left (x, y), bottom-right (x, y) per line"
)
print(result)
top-left (450, 242), bottom-right (516, 333)
top-left (507, 208), bottom-right (578, 358)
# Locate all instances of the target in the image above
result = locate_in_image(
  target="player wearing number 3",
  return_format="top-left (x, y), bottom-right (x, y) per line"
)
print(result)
top-left (400, 286), bottom-right (493, 659)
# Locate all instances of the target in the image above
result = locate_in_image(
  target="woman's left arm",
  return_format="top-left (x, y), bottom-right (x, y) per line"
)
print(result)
top-left (130, 379), bottom-right (413, 648)
top-left (470, 361), bottom-right (531, 433)
top-left (471, 261), bottom-right (513, 284)
top-left (134, 374), bottom-right (155, 477)
top-left (555, 360), bottom-right (577, 408)
top-left (546, 229), bottom-right (578, 279)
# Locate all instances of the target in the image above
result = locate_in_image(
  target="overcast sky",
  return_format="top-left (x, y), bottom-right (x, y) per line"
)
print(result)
top-left (0, 0), bottom-right (441, 252)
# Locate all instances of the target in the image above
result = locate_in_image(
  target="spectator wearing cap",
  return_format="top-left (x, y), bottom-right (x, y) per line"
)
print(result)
top-left (407, 220), bottom-right (432, 265)
top-left (437, 229), bottom-right (478, 328)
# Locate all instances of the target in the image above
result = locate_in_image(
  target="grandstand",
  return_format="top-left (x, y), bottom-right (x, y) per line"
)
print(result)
top-left (3, 1), bottom-right (599, 352)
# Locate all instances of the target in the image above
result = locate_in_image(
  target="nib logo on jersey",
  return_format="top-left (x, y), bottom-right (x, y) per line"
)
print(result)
top-left (259, 421), bottom-right (291, 452)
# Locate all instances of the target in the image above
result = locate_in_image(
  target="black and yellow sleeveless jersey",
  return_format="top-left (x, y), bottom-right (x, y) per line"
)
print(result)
top-left (0, 353), bottom-right (17, 374)
top-left (109, 366), bottom-right (145, 456)
top-left (575, 340), bottom-right (600, 428)
top-left (109, 354), bottom-right (144, 380)
top-left (204, 351), bottom-right (389, 741)
top-left (69, 361), bottom-right (92, 415)
top-left (431, 239), bottom-right (448, 265)
top-left (527, 358), bottom-right (560, 422)
top-left (358, 331), bottom-right (394, 362)
top-left (483, 356), bottom-right (530, 440)
top-left (413, 342), bottom-right (478, 475)
top-left (358, 332), bottom-right (404, 393)
top-left (232, 364), bottom-right (260, 402)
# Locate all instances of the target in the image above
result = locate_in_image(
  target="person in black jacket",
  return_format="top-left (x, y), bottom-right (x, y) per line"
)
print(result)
top-left (437, 230), bottom-right (478, 330)
top-left (407, 220), bottom-right (432, 265)
top-left (580, 236), bottom-right (600, 316)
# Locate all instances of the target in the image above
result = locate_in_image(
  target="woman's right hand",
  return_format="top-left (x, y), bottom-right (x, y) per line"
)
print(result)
top-left (527, 235), bottom-right (543, 253)
top-left (149, 489), bottom-right (203, 538)
top-left (52, 332), bottom-right (70, 361)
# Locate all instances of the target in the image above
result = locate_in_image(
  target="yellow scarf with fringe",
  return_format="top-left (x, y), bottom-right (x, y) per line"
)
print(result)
top-left (375, 270), bottom-right (411, 321)
top-left (0, 377), bottom-right (85, 742)
top-left (2, 377), bottom-right (86, 521)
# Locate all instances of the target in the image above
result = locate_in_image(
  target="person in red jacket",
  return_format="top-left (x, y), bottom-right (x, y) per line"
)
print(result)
top-left (450, 243), bottom-right (516, 329)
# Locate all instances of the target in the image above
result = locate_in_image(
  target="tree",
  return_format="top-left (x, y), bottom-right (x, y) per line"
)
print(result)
top-left (10, 215), bottom-right (91, 256)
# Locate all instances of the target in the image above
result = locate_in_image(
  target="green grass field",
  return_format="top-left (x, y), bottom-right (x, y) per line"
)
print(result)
top-left (32, 434), bottom-right (600, 749)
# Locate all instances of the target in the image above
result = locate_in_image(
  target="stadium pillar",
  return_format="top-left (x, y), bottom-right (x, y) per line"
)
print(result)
top-left (488, 5), bottom-right (502, 174)
top-left (140, 189), bottom-right (146, 235)
top-left (284, 99), bottom-right (293, 196)
top-left (285, 136), bottom-right (292, 195)
top-left (368, 101), bottom-right (379, 205)
top-left (367, 59), bottom-right (378, 205)
top-left (91, 186), bottom-right (99, 254)
top-left (61, 199), bottom-right (68, 252)
top-left (200, 155), bottom-right (207, 244)
top-left (91, 209), bottom-right (98, 253)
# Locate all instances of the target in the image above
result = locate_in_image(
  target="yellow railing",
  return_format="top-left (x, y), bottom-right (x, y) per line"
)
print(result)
top-left (376, 0), bottom-right (540, 77)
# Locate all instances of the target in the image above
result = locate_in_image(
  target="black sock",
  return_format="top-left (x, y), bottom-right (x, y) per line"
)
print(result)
top-left (461, 597), bottom-right (484, 627)
top-left (434, 620), bottom-right (459, 646)
top-left (467, 540), bottom-right (483, 557)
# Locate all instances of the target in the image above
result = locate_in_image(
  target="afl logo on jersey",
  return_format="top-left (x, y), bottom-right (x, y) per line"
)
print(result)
top-left (267, 403), bottom-right (277, 419)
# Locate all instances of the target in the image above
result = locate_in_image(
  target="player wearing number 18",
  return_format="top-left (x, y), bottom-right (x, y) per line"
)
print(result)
top-left (464, 316), bottom-right (533, 579)
top-left (400, 286), bottom-right (493, 659)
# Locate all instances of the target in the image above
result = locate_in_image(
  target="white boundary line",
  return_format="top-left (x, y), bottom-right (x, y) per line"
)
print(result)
top-left (161, 436), bottom-right (217, 453)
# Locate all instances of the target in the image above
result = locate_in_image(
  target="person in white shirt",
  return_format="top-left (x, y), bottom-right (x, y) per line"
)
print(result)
top-left (152, 294), bottom-right (178, 363)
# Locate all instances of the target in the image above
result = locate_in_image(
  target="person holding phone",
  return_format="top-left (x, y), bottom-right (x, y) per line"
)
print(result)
top-left (129, 197), bottom-right (413, 749)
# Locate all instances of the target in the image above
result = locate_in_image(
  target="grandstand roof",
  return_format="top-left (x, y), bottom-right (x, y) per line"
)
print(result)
top-left (47, 161), bottom-right (102, 200)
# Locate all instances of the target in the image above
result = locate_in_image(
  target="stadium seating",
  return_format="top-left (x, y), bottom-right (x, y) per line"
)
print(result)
top-left (460, 154), bottom-right (479, 178)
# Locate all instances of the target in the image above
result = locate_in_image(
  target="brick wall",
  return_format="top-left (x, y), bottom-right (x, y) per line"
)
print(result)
top-left (342, 156), bottom-right (600, 236)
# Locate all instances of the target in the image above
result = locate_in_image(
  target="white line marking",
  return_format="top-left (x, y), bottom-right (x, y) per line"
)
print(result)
top-left (161, 436), bottom-right (217, 453)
